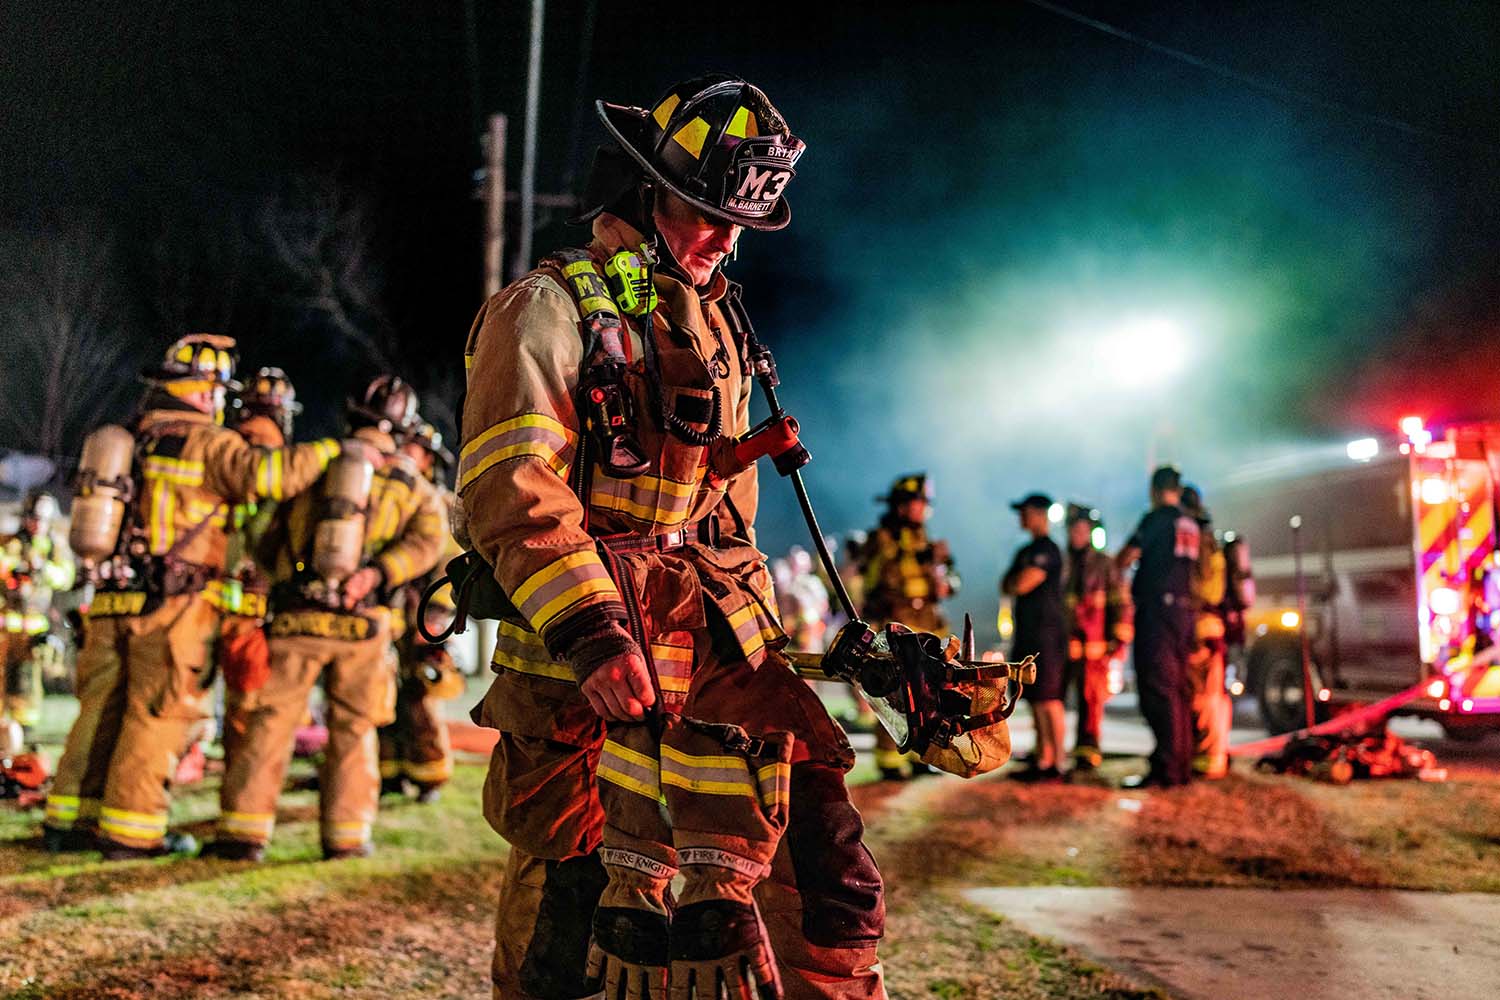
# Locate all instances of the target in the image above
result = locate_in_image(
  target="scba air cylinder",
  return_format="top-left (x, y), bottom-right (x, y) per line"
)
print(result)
top-left (312, 441), bottom-right (374, 586)
top-left (69, 424), bottom-right (135, 562)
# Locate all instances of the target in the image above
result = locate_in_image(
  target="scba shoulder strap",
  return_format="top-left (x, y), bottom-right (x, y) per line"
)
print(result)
top-left (546, 248), bottom-right (651, 480)
top-left (419, 247), bottom-right (627, 643)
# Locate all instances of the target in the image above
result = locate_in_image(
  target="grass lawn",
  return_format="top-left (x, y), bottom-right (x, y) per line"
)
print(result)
top-left (4, 694), bottom-right (1498, 999)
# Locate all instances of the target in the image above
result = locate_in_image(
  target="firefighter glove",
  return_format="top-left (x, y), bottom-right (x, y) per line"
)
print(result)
top-left (591, 724), bottom-right (677, 1000)
top-left (662, 717), bottom-right (794, 1000)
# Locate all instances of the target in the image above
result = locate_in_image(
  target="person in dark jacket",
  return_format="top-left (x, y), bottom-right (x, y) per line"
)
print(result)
top-left (1002, 494), bottom-right (1066, 782)
top-left (1117, 466), bottom-right (1200, 788)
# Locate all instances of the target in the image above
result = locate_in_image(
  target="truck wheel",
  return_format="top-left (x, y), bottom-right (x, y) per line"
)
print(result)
top-left (1258, 651), bottom-right (1309, 735)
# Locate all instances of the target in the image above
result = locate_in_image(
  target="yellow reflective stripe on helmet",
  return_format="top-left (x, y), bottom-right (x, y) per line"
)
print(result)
top-left (651, 93), bottom-right (681, 129)
top-left (672, 116), bottom-right (711, 159)
top-left (724, 106), bottom-right (758, 139)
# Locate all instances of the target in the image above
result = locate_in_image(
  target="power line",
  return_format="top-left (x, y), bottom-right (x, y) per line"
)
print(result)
top-left (1020, 0), bottom-right (1497, 153)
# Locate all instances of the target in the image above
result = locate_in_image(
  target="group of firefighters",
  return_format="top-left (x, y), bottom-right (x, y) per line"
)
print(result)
top-left (7, 346), bottom-right (467, 861)
top-left (2, 72), bottom-right (1258, 999)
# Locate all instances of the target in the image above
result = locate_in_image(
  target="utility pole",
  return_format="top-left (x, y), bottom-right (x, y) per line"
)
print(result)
top-left (513, 0), bottom-right (545, 282)
top-left (483, 114), bottom-right (508, 298)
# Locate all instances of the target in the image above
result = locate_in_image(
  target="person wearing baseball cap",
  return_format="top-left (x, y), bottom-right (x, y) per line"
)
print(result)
top-left (1116, 465), bottom-right (1200, 788)
top-left (1002, 493), bottom-right (1067, 782)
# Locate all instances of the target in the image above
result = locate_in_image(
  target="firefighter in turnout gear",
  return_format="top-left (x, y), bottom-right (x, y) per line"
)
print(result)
top-left (858, 473), bottom-right (960, 780)
top-left (1059, 504), bottom-right (1133, 771)
top-left (207, 375), bottom-right (445, 861)
top-left (1181, 485), bottom-right (1230, 779)
top-left (219, 369), bottom-right (303, 767)
top-left (43, 334), bottom-right (341, 857)
top-left (1, 492), bottom-right (75, 735)
top-left (462, 76), bottom-right (885, 999)
top-left (379, 421), bottom-right (464, 802)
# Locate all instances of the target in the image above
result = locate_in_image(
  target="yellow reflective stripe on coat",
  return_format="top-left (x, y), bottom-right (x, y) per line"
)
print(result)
top-left (148, 480), bottom-right (176, 552)
top-left (254, 448), bottom-right (286, 500)
top-left (510, 550), bottom-right (619, 634)
top-left (659, 744), bottom-right (758, 798)
top-left (491, 619), bottom-right (573, 681)
top-left (142, 454), bottom-right (205, 486)
top-left (599, 738), bottom-right (662, 800)
top-left (458, 413), bottom-right (577, 491)
top-left (650, 638), bottom-right (694, 696)
top-left (588, 470), bottom-right (702, 529)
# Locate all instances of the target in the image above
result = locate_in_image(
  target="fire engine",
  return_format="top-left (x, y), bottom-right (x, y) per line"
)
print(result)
top-left (1213, 418), bottom-right (1500, 737)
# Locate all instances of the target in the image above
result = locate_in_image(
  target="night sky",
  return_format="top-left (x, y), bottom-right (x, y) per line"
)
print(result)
top-left (4, 1), bottom-right (1498, 641)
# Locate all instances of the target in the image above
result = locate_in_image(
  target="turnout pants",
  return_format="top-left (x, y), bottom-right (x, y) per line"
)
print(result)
top-left (217, 623), bottom-right (395, 853)
top-left (1188, 640), bottom-right (1230, 777)
top-left (379, 673), bottom-right (455, 790)
top-left (1132, 603), bottom-right (1193, 788)
top-left (94, 595), bottom-right (220, 849)
top-left (1064, 653), bottom-right (1111, 762)
top-left (44, 609), bottom-right (138, 833)
top-left (2, 630), bottom-right (43, 730)
top-left (479, 620), bottom-right (885, 1000)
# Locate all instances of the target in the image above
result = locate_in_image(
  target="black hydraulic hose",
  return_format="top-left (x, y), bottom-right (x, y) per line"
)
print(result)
top-left (791, 467), bottom-right (857, 621)
top-left (749, 356), bottom-right (858, 621)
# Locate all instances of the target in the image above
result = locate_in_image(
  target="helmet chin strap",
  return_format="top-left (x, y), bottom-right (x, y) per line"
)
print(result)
top-left (640, 181), bottom-right (728, 291)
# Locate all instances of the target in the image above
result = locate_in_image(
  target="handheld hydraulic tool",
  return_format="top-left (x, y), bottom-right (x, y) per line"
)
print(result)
top-left (725, 291), bottom-right (1033, 777)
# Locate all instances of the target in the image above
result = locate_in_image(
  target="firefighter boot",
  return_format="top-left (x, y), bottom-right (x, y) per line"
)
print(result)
top-left (588, 723), bottom-right (678, 1000)
top-left (662, 718), bottom-right (794, 1000)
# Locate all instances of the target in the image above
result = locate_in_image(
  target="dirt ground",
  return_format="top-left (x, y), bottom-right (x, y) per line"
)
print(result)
top-left (4, 727), bottom-right (1500, 999)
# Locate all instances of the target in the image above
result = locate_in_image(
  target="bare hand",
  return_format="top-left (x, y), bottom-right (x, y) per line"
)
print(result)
top-left (580, 650), bottom-right (656, 721)
top-left (342, 566), bottom-right (382, 609)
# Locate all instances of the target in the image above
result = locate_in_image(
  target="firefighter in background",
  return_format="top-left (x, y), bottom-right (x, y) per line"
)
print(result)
top-left (43, 335), bottom-right (341, 856)
top-left (379, 421), bottom-right (464, 803)
top-left (859, 473), bottom-right (960, 780)
top-left (1060, 504), bottom-right (1132, 772)
top-left (774, 545), bottom-right (831, 652)
top-left (462, 76), bottom-right (885, 999)
top-left (1117, 465), bottom-right (1199, 789)
top-left (219, 368), bottom-right (304, 768)
top-left (1, 492), bottom-right (75, 736)
top-left (206, 376), bottom-right (445, 861)
top-left (1182, 485), bottom-right (1230, 779)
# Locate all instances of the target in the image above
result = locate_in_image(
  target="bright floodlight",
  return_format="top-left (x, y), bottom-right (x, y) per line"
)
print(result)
top-left (1346, 438), bottom-right (1378, 462)
top-left (1090, 525), bottom-right (1107, 550)
top-left (1093, 316), bottom-right (1186, 388)
top-left (1047, 502), bottom-right (1065, 524)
